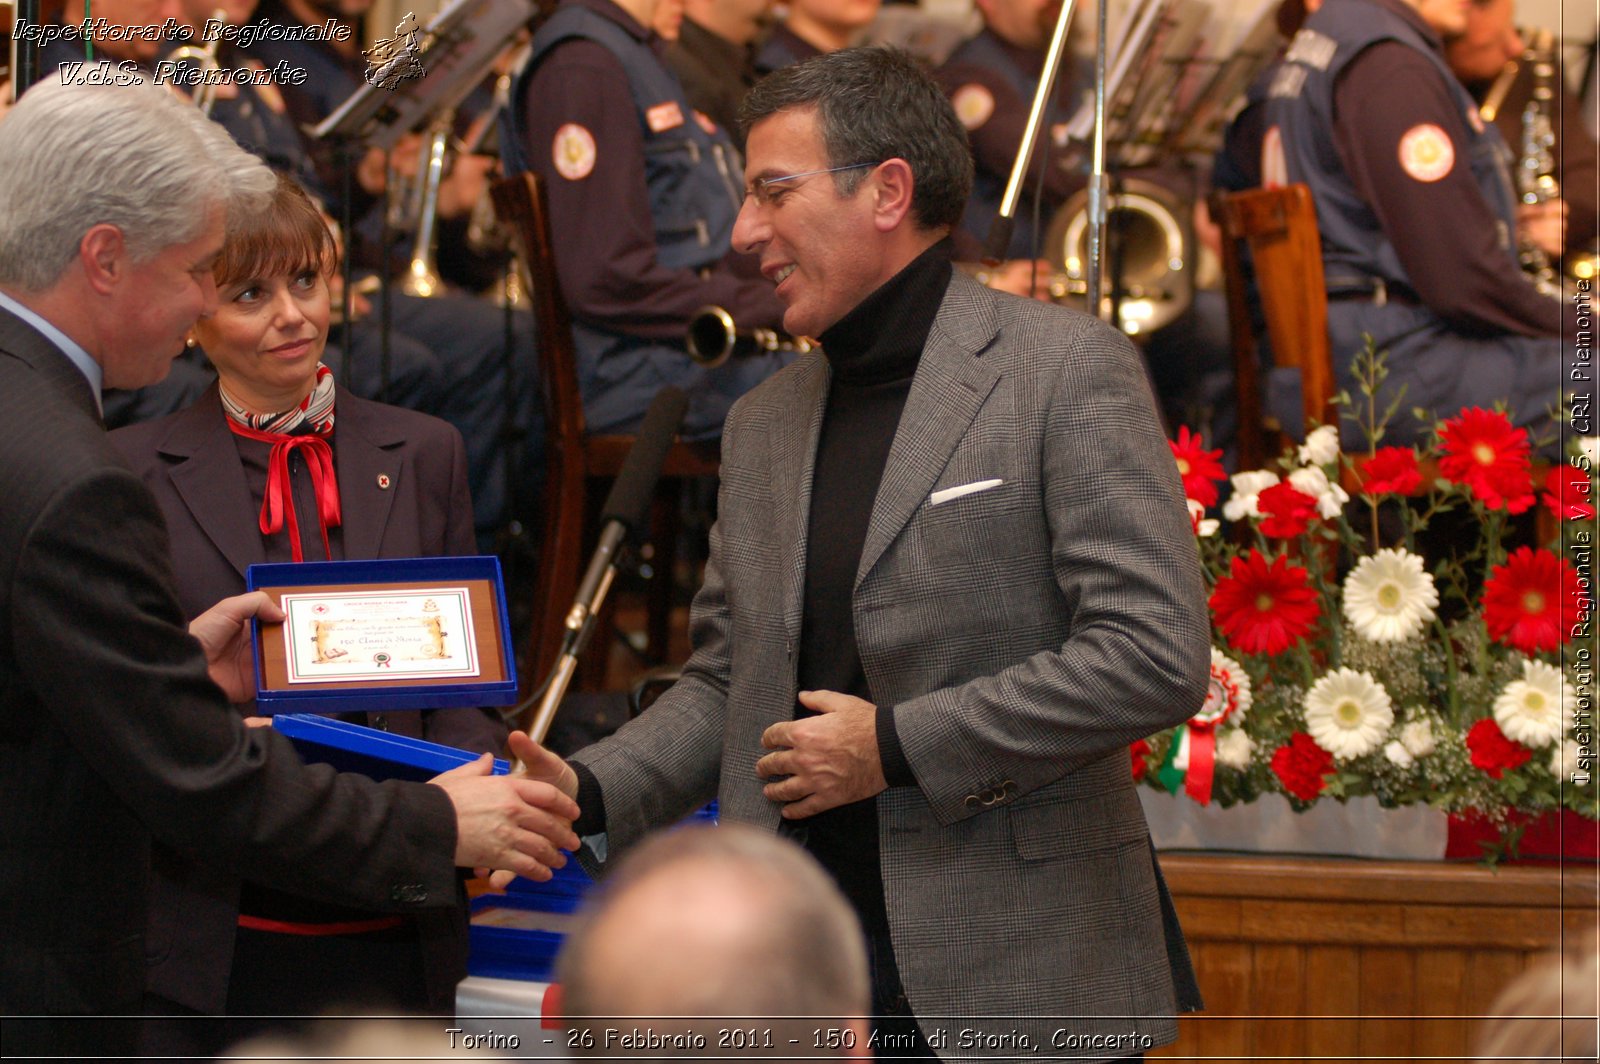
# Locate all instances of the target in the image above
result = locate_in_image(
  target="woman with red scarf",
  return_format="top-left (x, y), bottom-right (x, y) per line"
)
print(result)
top-left (111, 174), bottom-right (507, 1054)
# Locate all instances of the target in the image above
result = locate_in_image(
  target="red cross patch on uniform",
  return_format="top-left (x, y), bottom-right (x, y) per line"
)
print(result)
top-left (552, 123), bottom-right (597, 180)
top-left (1397, 123), bottom-right (1454, 182)
top-left (646, 101), bottom-right (685, 133)
top-left (951, 84), bottom-right (995, 131)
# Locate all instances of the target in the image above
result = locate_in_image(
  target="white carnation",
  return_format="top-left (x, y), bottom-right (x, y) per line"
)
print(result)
top-left (1288, 465), bottom-right (1351, 519)
top-left (1297, 425), bottom-right (1340, 467)
top-left (1215, 728), bottom-right (1255, 770)
top-left (1223, 470), bottom-right (1279, 522)
top-left (1400, 718), bottom-right (1436, 758)
top-left (1384, 740), bottom-right (1415, 768)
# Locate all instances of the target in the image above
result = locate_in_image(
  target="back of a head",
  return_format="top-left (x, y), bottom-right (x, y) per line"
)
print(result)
top-left (557, 825), bottom-right (869, 1055)
top-left (740, 46), bottom-right (973, 231)
top-left (1476, 936), bottom-right (1600, 1063)
top-left (0, 79), bottom-right (274, 292)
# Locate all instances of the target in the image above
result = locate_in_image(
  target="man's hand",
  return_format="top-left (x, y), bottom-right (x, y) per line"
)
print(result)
top-left (756, 690), bottom-right (887, 819)
top-left (508, 730), bottom-right (580, 800)
top-left (430, 754), bottom-right (581, 884)
top-left (189, 591), bottom-right (284, 702)
top-left (1517, 198), bottom-right (1568, 259)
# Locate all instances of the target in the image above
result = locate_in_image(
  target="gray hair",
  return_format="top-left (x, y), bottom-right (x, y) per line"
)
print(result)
top-left (558, 824), bottom-right (870, 1031)
top-left (0, 78), bottom-right (275, 291)
top-left (740, 46), bottom-right (973, 231)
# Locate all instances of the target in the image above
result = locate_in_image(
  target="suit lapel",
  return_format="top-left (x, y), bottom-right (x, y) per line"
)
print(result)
top-left (856, 274), bottom-right (1001, 589)
top-left (332, 397), bottom-right (405, 562)
top-left (163, 389), bottom-right (266, 579)
top-left (770, 354), bottom-right (831, 646)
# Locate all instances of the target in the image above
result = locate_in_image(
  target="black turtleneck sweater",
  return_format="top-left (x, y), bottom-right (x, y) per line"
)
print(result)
top-left (793, 238), bottom-right (953, 935)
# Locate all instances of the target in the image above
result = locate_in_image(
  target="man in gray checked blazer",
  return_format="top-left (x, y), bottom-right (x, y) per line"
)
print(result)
top-left (518, 47), bottom-right (1209, 1058)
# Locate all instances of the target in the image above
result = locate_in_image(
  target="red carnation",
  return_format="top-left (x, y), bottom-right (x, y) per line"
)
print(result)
top-left (1130, 739), bottom-right (1151, 783)
top-left (1271, 732), bottom-right (1335, 801)
top-left (1209, 549), bottom-right (1321, 655)
top-left (1481, 546), bottom-right (1588, 654)
top-left (1170, 426), bottom-right (1226, 507)
top-left (1256, 481), bottom-right (1320, 538)
top-left (1357, 446), bottom-right (1424, 497)
top-left (1543, 464), bottom-right (1596, 522)
top-left (1437, 408), bottom-right (1535, 513)
top-left (1465, 718), bottom-right (1533, 779)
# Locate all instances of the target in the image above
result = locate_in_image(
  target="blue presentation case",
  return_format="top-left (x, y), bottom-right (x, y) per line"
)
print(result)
top-left (272, 712), bottom-right (512, 782)
top-left (247, 555), bottom-right (518, 714)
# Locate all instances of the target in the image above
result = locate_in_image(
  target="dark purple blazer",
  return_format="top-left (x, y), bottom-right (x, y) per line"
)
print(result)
top-left (111, 385), bottom-right (507, 1014)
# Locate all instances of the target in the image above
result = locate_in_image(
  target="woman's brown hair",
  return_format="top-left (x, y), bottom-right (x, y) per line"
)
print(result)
top-left (212, 172), bottom-right (334, 290)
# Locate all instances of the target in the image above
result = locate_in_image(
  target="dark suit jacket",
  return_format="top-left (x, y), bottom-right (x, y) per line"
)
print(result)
top-left (0, 307), bottom-right (460, 1025)
top-left (112, 387), bottom-right (506, 1014)
top-left (576, 276), bottom-right (1209, 1051)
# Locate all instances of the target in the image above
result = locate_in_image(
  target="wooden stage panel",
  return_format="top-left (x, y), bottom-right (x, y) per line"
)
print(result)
top-left (1151, 854), bottom-right (1597, 1062)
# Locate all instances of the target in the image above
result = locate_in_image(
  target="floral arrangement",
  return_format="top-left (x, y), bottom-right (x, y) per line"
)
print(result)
top-left (1137, 348), bottom-right (1598, 848)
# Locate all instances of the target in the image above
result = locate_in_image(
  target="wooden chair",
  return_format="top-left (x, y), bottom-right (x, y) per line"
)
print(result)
top-left (1213, 183), bottom-right (1336, 473)
top-left (492, 171), bottom-right (719, 708)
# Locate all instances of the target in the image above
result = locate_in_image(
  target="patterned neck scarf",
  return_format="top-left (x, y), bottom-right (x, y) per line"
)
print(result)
top-left (221, 364), bottom-right (342, 562)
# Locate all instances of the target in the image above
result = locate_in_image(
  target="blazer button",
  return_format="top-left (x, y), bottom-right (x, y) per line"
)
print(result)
top-left (391, 883), bottom-right (428, 904)
top-left (965, 794), bottom-right (982, 810)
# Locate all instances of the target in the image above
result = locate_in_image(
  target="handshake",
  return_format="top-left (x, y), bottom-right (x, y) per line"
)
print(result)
top-left (430, 731), bottom-right (582, 887)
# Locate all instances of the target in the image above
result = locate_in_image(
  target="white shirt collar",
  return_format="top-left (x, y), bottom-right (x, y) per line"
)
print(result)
top-left (0, 288), bottom-right (104, 414)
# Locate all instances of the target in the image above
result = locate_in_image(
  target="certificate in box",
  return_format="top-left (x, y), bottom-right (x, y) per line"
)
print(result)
top-left (248, 556), bottom-right (517, 714)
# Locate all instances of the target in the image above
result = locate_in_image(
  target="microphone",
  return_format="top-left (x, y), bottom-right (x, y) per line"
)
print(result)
top-left (568, 387), bottom-right (689, 628)
top-left (525, 387), bottom-right (688, 742)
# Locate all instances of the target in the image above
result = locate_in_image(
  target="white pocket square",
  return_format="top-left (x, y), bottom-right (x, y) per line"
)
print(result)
top-left (929, 478), bottom-right (1004, 506)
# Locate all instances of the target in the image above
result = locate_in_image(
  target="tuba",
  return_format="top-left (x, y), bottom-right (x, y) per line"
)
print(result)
top-left (1043, 176), bottom-right (1192, 336)
top-left (686, 306), bottom-right (816, 367)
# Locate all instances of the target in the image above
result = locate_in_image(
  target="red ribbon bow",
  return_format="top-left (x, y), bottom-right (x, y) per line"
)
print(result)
top-left (227, 421), bottom-right (342, 562)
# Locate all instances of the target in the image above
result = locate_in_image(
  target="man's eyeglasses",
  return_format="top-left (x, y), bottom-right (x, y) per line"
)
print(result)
top-left (744, 162), bottom-right (879, 208)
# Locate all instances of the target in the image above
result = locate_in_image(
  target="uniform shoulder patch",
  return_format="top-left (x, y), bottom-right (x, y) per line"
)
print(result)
top-left (1397, 123), bottom-right (1454, 182)
top-left (951, 84), bottom-right (995, 131)
top-left (552, 123), bottom-right (597, 181)
top-left (646, 100), bottom-right (685, 133)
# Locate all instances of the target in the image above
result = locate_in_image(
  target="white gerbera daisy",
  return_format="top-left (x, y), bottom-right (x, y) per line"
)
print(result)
top-left (1493, 659), bottom-right (1571, 748)
top-left (1287, 465), bottom-right (1351, 519)
top-left (1399, 718), bottom-right (1436, 758)
top-left (1215, 728), bottom-right (1255, 770)
top-left (1551, 739), bottom-right (1591, 783)
top-left (1222, 470), bottom-right (1279, 522)
top-left (1342, 548), bottom-right (1439, 643)
top-left (1303, 668), bottom-right (1394, 760)
top-left (1384, 740), bottom-right (1414, 768)
top-left (1297, 425), bottom-right (1340, 467)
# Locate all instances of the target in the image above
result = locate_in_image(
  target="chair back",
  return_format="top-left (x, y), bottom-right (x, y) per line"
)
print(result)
top-left (492, 171), bottom-right (590, 696)
top-left (1214, 183), bottom-right (1335, 469)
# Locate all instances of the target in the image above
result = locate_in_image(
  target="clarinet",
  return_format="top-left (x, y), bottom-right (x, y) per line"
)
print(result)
top-left (1516, 28), bottom-right (1561, 298)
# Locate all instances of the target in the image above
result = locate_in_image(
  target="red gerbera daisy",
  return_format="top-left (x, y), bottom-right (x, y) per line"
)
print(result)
top-left (1209, 549), bottom-right (1321, 655)
top-left (1481, 546), bottom-right (1587, 654)
top-left (1256, 481), bottom-right (1320, 538)
top-left (1465, 718), bottom-right (1532, 779)
top-left (1130, 739), bottom-right (1151, 783)
top-left (1357, 446), bottom-right (1424, 497)
top-left (1543, 463), bottom-right (1597, 522)
top-left (1271, 732), bottom-right (1335, 801)
top-left (1170, 426), bottom-right (1226, 507)
top-left (1437, 408), bottom-right (1535, 513)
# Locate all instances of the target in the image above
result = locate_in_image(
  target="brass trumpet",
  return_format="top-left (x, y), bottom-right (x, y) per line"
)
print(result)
top-left (167, 9), bottom-right (228, 116)
top-left (686, 306), bottom-right (816, 368)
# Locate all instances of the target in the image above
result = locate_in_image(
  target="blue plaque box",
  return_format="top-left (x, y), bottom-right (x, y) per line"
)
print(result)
top-left (248, 555), bottom-right (518, 714)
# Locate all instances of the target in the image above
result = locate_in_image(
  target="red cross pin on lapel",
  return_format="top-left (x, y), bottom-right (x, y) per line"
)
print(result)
top-left (377, 474), bottom-right (392, 490)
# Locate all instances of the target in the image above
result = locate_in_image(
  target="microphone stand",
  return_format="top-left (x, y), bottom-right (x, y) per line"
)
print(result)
top-left (524, 521), bottom-right (625, 743)
top-left (1085, 0), bottom-right (1111, 322)
top-left (981, 0), bottom-right (1079, 264)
